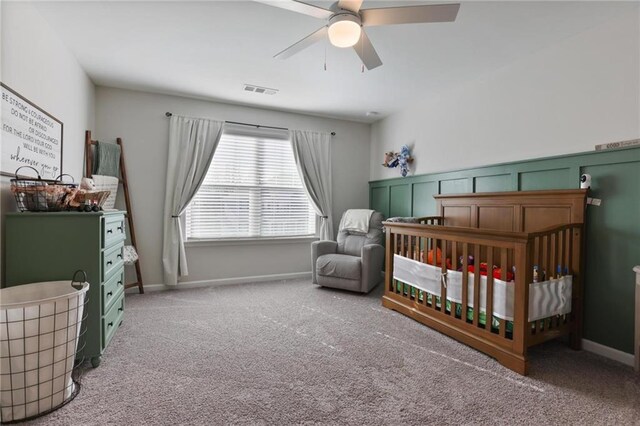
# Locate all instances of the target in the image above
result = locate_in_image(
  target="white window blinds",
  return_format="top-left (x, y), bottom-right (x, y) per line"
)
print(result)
top-left (185, 125), bottom-right (316, 239)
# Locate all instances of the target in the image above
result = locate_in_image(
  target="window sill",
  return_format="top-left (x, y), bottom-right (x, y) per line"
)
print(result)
top-left (185, 235), bottom-right (319, 247)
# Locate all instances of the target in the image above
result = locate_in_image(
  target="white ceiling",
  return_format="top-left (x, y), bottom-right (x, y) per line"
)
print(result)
top-left (33, 1), bottom-right (633, 123)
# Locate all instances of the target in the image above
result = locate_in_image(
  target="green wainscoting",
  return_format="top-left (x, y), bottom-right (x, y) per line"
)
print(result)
top-left (369, 146), bottom-right (640, 354)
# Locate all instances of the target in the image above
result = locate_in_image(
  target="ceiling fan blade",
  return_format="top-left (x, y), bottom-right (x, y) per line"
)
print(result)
top-left (274, 26), bottom-right (328, 60)
top-left (353, 30), bottom-right (382, 70)
top-left (254, 0), bottom-right (333, 20)
top-left (361, 3), bottom-right (460, 27)
top-left (338, 0), bottom-right (364, 13)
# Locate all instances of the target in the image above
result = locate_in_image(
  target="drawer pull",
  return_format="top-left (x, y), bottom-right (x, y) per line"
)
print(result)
top-left (118, 307), bottom-right (123, 312)
top-left (107, 291), bottom-right (113, 297)
top-left (107, 260), bottom-right (113, 266)
top-left (108, 322), bottom-right (113, 327)
top-left (107, 229), bottom-right (113, 234)
top-left (117, 226), bottom-right (123, 231)
top-left (118, 281), bottom-right (123, 286)
top-left (117, 254), bottom-right (123, 259)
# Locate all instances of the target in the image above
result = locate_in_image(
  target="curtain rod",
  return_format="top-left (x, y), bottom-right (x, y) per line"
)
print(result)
top-left (165, 112), bottom-right (336, 136)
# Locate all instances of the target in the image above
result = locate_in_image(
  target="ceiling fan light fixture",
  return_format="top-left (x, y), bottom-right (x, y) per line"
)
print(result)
top-left (327, 14), bottom-right (361, 48)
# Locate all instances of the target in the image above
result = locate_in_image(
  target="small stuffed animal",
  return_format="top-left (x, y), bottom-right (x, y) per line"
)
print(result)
top-left (80, 177), bottom-right (96, 190)
top-left (383, 151), bottom-right (399, 168)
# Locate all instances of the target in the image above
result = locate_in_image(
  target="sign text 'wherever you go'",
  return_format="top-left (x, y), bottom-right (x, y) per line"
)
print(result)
top-left (1, 83), bottom-right (63, 179)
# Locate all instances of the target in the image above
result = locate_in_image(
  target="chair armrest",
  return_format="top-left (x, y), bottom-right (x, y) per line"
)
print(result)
top-left (311, 240), bottom-right (338, 284)
top-left (361, 244), bottom-right (385, 293)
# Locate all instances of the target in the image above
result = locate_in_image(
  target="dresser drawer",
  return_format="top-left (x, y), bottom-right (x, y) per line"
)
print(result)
top-left (102, 292), bottom-right (124, 350)
top-left (102, 268), bottom-right (125, 312)
top-left (102, 243), bottom-right (124, 281)
top-left (103, 215), bottom-right (126, 248)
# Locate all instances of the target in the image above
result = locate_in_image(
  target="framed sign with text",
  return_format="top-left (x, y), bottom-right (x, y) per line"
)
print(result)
top-left (1, 83), bottom-right (63, 179)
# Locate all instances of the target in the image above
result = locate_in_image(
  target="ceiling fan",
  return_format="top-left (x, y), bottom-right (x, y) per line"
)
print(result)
top-left (255, 1), bottom-right (461, 70)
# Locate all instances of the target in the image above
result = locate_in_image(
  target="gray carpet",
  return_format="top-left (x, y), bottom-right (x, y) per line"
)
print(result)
top-left (31, 279), bottom-right (639, 425)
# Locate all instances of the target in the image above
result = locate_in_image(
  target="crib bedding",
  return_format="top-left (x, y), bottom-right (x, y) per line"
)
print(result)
top-left (393, 254), bottom-right (573, 323)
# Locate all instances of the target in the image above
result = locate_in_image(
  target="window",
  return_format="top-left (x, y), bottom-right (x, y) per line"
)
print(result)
top-left (185, 125), bottom-right (316, 240)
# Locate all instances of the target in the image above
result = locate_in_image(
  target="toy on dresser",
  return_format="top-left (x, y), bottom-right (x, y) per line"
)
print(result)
top-left (69, 177), bottom-right (110, 212)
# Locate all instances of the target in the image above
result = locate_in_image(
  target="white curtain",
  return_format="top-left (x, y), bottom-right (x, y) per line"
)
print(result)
top-left (162, 115), bottom-right (224, 286)
top-left (289, 129), bottom-right (333, 240)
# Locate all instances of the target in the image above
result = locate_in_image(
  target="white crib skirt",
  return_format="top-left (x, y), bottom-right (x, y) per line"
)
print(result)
top-left (393, 254), bottom-right (572, 322)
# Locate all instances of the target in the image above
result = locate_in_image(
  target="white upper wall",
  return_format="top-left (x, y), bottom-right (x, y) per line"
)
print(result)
top-left (95, 87), bottom-right (371, 286)
top-left (1, 1), bottom-right (95, 181)
top-left (1, 1), bottom-right (95, 282)
top-left (370, 10), bottom-right (640, 181)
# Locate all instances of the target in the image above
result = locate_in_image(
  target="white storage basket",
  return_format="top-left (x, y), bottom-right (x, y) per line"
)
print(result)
top-left (0, 277), bottom-right (89, 423)
top-left (91, 175), bottom-right (119, 210)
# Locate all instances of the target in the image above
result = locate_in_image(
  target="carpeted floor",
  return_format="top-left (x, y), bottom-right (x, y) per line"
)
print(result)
top-left (30, 279), bottom-right (639, 425)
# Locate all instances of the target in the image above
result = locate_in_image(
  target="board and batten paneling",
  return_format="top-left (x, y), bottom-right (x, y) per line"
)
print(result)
top-left (474, 174), bottom-right (511, 193)
top-left (412, 181), bottom-right (438, 217)
top-left (389, 185), bottom-right (411, 218)
top-left (369, 146), bottom-right (640, 354)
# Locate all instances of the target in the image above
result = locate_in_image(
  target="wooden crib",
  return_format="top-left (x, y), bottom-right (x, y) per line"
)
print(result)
top-left (382, 189), bottom-right (587, 375)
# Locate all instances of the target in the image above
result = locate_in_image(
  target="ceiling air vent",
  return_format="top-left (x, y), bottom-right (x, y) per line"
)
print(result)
top-left (243, 84), bottom-right (278, 95)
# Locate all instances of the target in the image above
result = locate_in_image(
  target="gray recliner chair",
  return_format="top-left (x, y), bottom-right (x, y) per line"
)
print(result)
top-left (311, 211), bottom-right (385, 293)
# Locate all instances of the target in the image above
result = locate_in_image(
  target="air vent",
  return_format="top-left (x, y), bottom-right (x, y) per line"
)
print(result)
top-left (243, 84), bottom-right (278, 95)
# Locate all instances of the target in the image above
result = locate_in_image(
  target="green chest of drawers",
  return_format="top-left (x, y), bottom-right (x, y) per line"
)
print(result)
top-left (5, 211), bottom-right (126, 367)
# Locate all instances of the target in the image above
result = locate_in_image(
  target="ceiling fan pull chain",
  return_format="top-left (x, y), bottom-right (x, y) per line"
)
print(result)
top-left (324, 42), bottom-right (327, 71)
top-left (360, 34), bottom-right (365, 73)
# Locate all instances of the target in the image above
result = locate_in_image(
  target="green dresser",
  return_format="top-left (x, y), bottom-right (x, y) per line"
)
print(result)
top-left (5, 211), bottom-right (126, 367)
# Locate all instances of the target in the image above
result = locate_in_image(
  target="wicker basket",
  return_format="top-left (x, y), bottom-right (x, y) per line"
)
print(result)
top-left (10, 167), bottom-right (77, 212)
top-left (70, 191), bottom-right (111, 208)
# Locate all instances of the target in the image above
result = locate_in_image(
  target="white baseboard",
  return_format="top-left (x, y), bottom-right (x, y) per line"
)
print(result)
top-left (582, 339), bottom-right (635, 367)
top-left (129, 271), bottom-right (312, 293)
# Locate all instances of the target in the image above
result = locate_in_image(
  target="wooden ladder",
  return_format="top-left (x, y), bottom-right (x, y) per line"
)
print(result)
top-left (85, 130), bottom-right (144, 294)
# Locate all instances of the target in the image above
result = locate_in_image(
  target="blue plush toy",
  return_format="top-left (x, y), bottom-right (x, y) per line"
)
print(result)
top-left (398, 145), bottom-right (412, 177)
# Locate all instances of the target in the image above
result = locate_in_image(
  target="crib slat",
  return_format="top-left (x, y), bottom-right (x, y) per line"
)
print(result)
top-left (557, 231), bottom-right (563, 276)
top-left (414, 236), bottom-right (421, 304)
top-left (441, 240), bottom-right (449, 315)
top-left (451, 241), bottom-right (458, 318)
top-left (562, 229), bottom-right (568, 274)
top-left (546, 234), bottom-right (552, 282)
top-left (566, 228), bottom-right (571, 274)
top-left (393, 232), bottom-right (398, 293)
top-left (421, 236), bottom-right (432, 307)
top-left (553, 232), bottom-right (562, 278)
top-left (407, 236), bottom-right (414, 301)
top-left (568, 227), bottom-right (574, 275)
top-left (473, 245), bottom-right (480, 327)
top-left (537, 236), bottom-right (543, 279)
top-left (462, 243), bottom-right (469, 322)
top-left (499, 248), bottom-right (508, 337)
top-left (452, 241), bottom-right (458, 271)
top-left (486, 248), bottom-right (494, 331)
top-left (433, 238), bottom-right (439, 311)
top-left (550, 233), bottom-right (556, 279)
